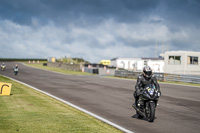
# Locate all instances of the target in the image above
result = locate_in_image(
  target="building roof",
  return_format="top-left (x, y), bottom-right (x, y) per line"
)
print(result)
top-left (111, 57), bottom-right (118, 61)
top-left (141, 57), bottom-right (164, 60)
top-left (111, 57), bottom-right (141, 61)
top-left (111, 57), bottom-right (164, 61)
top-left (165, 51), bottom-right (200, 54)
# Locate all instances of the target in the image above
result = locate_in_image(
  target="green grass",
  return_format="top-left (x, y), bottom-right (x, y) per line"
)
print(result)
top-left (25, 63), bottom-right (93, 75)
top-left (0, 76), bottom-right (122, 133)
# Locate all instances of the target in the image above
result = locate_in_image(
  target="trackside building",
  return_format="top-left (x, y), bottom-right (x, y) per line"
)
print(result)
top-left (164, 51), bottom-right (200, 75)
top-left (110, 57), bottom-right (164, 72)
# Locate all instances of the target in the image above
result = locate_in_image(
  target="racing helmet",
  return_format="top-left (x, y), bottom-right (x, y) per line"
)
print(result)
top-left (143, 66), bottom-right (152, 80)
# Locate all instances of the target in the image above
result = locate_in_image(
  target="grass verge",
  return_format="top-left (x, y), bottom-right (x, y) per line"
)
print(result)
top-left (0, 75), bottom-right (122, 133)
top-left (25, 63), bottom-right (93, 75)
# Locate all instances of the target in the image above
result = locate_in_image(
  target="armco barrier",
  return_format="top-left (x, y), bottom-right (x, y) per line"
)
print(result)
top-left (114, 70), bottom-right (200, 84)
top-left (115, 70), bottom-right (164, 80)
top-left (83, 67), bottom-right (115, 75)
top-left (115, 70), bottom-right (140, 79)
top-left (164, 74), bottom-right (200, 84)
top-left (84, 67), bottom-right (99, 74)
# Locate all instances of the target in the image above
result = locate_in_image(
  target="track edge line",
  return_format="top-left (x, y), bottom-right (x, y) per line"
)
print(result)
top-left (0, 74), bottom-right (133, 133)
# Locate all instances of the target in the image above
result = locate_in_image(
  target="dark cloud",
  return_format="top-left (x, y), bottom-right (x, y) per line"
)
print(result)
top-left (0, 0), bottom-right (199, 62)
top-left (0, 0), bottom-right (160, 25)
top-left (157, 0), bottom-right (200, 29)
top-left (1, 0), bottom-right (199, 28)
top-left (1, 0), bottom-right (199, 24)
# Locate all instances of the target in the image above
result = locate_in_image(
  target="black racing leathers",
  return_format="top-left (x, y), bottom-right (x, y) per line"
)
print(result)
top-left (134, 74), bottom-right (161, 105)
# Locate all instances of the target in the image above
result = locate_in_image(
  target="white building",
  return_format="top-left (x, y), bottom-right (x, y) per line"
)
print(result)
top-left (110, 58), bottom-right (140, 70)
top-left (164, 51), bottom-right (200, 75)
top-left (142, 58), bottom-right (164, 73)
top-left (110, 57), bottom-right (164, 72)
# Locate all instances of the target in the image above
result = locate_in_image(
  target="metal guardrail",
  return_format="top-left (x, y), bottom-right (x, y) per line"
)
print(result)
top-left (115, 70), bottom-right (200, 84)
top-left (164, 74), bottom-right (200, 84)
top-left (115, 70), bottom-right (140, 79)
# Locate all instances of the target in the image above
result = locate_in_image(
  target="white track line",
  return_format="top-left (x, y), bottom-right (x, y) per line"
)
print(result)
top-left (1, 74), bottom-right (133, 133)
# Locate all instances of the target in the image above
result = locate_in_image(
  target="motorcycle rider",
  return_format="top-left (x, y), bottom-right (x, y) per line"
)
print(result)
top-left (13, 64), bottom-right (19, 69)
top-left (13, 64), bottom-right (19, 75)
top-left (1, 63), bottom-right (6, 70)
top-left (133, 66), bottom-right (161, 108)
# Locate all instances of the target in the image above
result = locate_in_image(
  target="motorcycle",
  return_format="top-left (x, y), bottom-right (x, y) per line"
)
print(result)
top-left (13, 67), bottom-right (19, 75)
top-left (132, 84), bottom-right (160, 122)
top-left (1, 65), bottom-right (6, 71)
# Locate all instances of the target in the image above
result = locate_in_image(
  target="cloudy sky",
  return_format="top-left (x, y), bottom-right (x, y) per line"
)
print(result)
top-left (0, 0), bottom-right (200, 63)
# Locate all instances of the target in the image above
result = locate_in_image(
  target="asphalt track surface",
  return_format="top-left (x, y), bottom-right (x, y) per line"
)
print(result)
top-left (1, 62), bottom-right (200, 133)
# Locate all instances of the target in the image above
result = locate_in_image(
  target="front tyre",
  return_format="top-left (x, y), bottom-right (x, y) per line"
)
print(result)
top-left (146, 102), bottom-right (155, 122)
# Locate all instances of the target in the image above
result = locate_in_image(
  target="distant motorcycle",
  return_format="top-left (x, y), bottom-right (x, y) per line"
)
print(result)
top-left (132, 83), bottom-right (160, 122)
top-left (1, 65), bottom-right (6, 71)
top-left (13, 67), bottom-right (19, 75)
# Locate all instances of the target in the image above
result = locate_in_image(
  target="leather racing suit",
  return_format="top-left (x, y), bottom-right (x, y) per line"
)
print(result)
top-left (134, 74), bottom-right (161, 106)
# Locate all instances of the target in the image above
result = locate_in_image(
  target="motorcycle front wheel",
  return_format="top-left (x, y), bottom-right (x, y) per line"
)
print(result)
top-left (145, 102), bottom-right (155, 122)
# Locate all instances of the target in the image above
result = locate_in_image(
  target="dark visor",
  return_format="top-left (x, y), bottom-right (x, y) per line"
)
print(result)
top-left (145, 71), bottom-right (152, 76)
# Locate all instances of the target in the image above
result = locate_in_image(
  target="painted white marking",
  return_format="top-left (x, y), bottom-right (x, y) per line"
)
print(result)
top-left (1, 74), bottom-right (133, 133)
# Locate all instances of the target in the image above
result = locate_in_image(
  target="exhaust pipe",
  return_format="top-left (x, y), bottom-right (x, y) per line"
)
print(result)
top-left (132, 104), bottom-right (145, 117)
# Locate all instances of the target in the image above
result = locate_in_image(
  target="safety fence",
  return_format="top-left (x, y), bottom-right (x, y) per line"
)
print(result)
top-left (164, 74), bottom-right (200, 84)
top-left (115, 70), bottom-right (200, 84)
